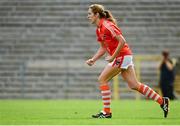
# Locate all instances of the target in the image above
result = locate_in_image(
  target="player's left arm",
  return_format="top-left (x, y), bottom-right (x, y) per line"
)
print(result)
top-left (105, 34), bottom-right (125, 62)
top-left (112, 34), bottom-right (126, 58)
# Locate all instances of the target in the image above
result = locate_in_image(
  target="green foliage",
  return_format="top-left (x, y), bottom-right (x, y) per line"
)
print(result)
top-left (0, 100), bottom-right (180, 125)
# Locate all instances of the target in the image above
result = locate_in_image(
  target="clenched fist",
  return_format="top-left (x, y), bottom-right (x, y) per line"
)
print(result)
top-left (86, 58), bottom-right (95, 66)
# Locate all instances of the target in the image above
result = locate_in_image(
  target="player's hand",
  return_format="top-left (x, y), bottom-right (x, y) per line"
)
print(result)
top-left (105, 56), bottom-right (114, 63)
top-left (86, 58), bottom-right (95, 66)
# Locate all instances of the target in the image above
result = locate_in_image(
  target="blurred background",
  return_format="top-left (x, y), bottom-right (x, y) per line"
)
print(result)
top-left (0, 0), bottom-right (180, 100)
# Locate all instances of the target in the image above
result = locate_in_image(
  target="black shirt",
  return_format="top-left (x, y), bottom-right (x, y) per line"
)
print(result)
top-left (160, 59), bottom-right (175, 85)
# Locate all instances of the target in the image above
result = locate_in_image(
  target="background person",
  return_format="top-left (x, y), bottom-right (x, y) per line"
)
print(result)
top-left (159, 50), bottom-right (177, 100)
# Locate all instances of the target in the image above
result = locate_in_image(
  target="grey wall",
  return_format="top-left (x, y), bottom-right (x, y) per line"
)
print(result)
top-left (0, 0), bottom-right (180, 99)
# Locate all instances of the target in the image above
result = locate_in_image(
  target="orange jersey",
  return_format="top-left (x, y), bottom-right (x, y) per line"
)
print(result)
top-left (96, 18), bottom-right (132, 57)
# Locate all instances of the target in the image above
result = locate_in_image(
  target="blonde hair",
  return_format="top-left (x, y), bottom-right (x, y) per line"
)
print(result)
top-left (89, 4), bottom-right (117, 25)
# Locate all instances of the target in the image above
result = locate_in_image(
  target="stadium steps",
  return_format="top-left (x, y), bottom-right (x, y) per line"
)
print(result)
top-left (0, 0), bottom-right (180, 99)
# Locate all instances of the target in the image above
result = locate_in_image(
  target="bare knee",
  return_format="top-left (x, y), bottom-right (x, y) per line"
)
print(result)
top-left (98, 76), bottom-right (108, 85)
top-left (127, 81), bottom-right (141, 90)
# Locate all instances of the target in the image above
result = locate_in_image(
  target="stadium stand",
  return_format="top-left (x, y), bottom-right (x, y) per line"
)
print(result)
top-left (0, 0), bottom-right (180, 99)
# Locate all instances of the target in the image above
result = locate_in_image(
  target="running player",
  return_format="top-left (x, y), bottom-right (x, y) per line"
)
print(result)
top-left (86, 4), bottom-right (169, 118)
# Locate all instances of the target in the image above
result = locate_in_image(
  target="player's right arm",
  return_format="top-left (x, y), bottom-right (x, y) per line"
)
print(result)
top-left (86, 42), bottom-right (106, 66)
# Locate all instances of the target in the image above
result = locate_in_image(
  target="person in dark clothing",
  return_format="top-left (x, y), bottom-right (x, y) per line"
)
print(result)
top-left (159, 50), bottom-right (176, 100)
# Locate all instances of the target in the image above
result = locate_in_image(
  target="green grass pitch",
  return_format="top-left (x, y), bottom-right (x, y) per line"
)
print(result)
top-left (0, 100), bottom-right (180, 125)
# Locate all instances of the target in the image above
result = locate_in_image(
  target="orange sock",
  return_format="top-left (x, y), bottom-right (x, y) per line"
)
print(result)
top-left (100, 85), bottom-right (111, 114)
top-left (138, 84), bottom-right (163, 105)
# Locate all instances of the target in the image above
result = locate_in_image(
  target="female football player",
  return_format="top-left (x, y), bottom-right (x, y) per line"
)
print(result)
top-left (86, 4), bottom-right (169, 118)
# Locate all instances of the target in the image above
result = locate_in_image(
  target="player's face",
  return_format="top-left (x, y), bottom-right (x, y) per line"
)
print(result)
top-left (87, 8), bottom-right (97, 24)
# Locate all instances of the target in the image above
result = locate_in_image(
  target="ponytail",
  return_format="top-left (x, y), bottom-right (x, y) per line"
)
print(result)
top-left (89, 4), bottom-right (117, 25)
top-left (104, 10), bottom-right (117, 25)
